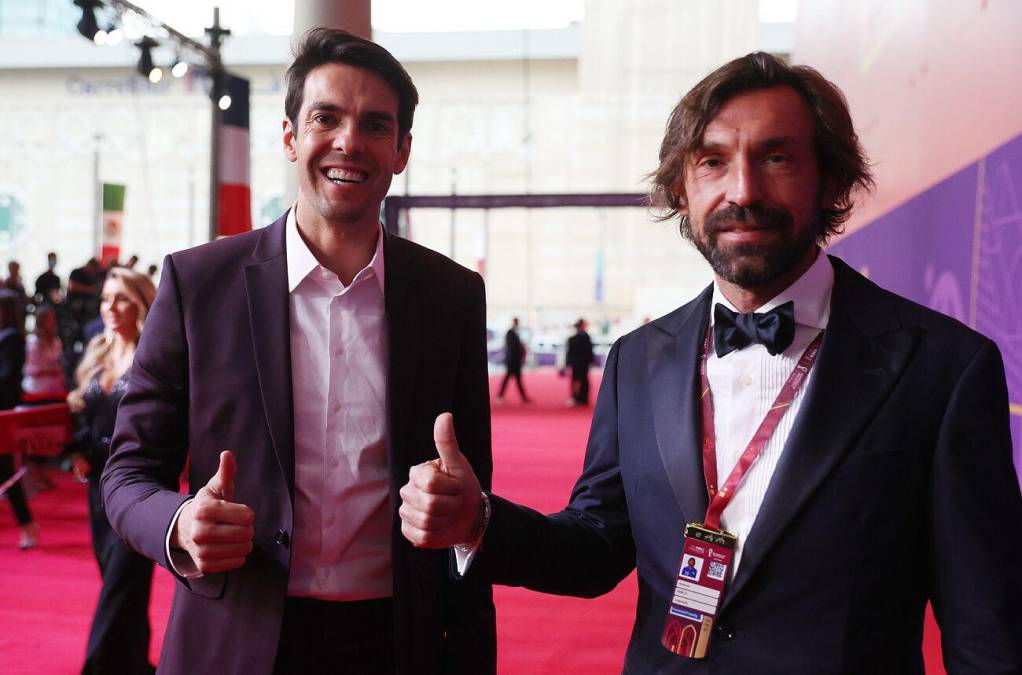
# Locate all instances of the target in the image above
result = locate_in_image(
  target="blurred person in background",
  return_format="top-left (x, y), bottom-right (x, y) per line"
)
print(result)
top-left (0, 290), bottom-right (36, 549)
top-left (4, 260), bottom-right (30, 313)
top-left (68, 267), bottom-right (157, 675)
top-left (496, 316), bottom-right (529, 403)
top-left (34, 251), bottom-right (61, 305)
top-left (22, 305), bottom-right (65, 397)
top-left (565, 318), bottom-right (594, 407)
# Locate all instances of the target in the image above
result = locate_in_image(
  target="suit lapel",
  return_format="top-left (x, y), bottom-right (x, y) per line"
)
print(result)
top-left (383, 234), bottom-right (424, 491)
top-left (244, 216), bottom-right (295, 492)
top-left (723, 258), bottom-right (921, 607)
top-left (648, 286), bottom-right (713, 525)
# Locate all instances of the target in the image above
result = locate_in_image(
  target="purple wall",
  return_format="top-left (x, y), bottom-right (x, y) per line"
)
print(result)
top-left (829, 134), bottom-right (1022, 484)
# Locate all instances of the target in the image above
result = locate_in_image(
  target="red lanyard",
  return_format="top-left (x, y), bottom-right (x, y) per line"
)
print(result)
top-left (698, 325), bottom-right (824, 531)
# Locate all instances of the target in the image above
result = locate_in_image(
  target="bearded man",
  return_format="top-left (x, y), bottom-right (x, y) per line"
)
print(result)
top-left (399, 52), bottom-right (1022, 673)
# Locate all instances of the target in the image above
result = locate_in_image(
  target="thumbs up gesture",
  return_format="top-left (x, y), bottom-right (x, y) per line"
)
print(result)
top-left (171, 450), bottom-right (255, 573)
top-left (400, 413), bottom-right (483, 548)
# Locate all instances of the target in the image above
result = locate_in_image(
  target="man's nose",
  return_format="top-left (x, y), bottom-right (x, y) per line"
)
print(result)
top-left (726, 157), bottom-right (763, 207)
top-left (333, 121), bottom-right (365, 155)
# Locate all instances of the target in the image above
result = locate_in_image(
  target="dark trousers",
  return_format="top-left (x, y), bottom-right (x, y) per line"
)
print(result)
top-left (498, 364), bottom-right (528, 400)
top-left (82, 479), bottom-right (154, 675)
top-left (274, 596), bottom-right (395, 674)
top-left (571, 366), bottom-right (590, 405)
top-left (0, 455), bottom-right (32, 525)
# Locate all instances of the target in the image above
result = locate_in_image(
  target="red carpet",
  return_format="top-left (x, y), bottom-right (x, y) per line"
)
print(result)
top-left (0, 369), bottom-right (944, 673)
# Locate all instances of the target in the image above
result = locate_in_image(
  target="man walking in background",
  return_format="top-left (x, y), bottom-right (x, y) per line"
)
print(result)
top-left (496, 316), bottom-right (529, 403)
top-left (565, 318), bottom-right (594, 406)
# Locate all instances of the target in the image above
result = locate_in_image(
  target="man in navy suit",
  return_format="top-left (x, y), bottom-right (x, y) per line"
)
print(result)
top-left (399, 52), bottom-right (1022, 673)
top-left (103, 29), bottom-right (494, 674)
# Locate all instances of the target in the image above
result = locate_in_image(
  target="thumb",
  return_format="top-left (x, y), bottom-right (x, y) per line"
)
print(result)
top-left (433, 413), bottom-right (466, 476)
top-left (205, 450), bottom-right (236, 502)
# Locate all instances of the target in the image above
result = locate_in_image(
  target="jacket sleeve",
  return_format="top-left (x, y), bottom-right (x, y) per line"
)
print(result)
top-left (928, 338), bottom-right (1022, 672)
top-left (443, 271), bottom-right (497, 674)
top-left (474, 340), bottom-right (637, 598)
top-left (101, 254), bottom-right (192, 569)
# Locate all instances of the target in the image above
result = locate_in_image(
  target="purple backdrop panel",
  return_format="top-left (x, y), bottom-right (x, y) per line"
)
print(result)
top-left (829, 144), bottom-right (1022, 484)
top-left (829, 164), bottom-right (977, 324)
top-left (976, 135), bottom-right (1022, 472)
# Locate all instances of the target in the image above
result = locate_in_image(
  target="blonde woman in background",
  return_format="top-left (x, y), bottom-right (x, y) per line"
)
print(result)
top-left (68, 268), bottom-right (157, 675)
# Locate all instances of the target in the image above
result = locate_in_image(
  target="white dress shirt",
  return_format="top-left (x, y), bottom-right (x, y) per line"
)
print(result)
top-left (165, 211), bottom-right (393, 600)
top-left (706, 249), bottom-right (833, 575)
top-left (285, 208), bottom-right (392, 600)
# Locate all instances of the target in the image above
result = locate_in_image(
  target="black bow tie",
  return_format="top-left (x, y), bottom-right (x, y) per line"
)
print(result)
top-left (713, 301), bottom-right (795, 357)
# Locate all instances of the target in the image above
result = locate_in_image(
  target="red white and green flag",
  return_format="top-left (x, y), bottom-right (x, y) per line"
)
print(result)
top-left (101, 182), bottom-right (125, 264)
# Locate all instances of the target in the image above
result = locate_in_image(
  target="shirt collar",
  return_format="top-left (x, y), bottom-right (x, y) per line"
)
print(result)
top-left (711, 247), bottom-right (833, 330)
top-left (285, 205), bottom-right (386, 295)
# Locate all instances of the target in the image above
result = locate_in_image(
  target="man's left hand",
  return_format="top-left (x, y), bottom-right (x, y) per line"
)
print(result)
top-left (399, 413), bottom-right (482, 548)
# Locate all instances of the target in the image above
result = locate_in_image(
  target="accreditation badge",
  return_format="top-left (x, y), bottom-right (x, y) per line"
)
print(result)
top-left (660, 523), bottom-right (737, 658)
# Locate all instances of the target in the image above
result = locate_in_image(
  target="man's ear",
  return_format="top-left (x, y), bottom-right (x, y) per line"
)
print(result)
top-left (394, 133), bottom-right (412, 175)
top-left (282, 117), bottom-right (298, 163)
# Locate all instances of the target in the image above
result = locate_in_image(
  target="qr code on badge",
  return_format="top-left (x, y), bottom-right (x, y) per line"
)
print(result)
top-left (706, 561), bottom-right (727, 581)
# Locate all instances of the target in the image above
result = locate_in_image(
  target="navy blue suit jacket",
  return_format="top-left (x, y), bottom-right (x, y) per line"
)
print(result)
top-left (477, 256), bottom-right (1022, 674)
top-left (103, 215), bottom-right (496, 674)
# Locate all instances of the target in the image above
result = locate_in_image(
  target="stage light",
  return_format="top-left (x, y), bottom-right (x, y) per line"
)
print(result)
top-left (218, 94), bottom-right (232, 111)
top-left (74, 0), bottom-right (103, 41)
top-left (135, 36), bottom-right (161, 82)
top-left (171, 57), bottom-right (189, 78)
top-left (106, 28), bottom-right (124, 45)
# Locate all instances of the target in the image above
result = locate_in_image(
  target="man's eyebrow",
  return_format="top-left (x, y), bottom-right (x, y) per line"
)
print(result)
top-left (306, 102), bottom-right (341, 113)
top-left (759, 135), bottom-right (799, 150)
top-left (694, 136), bottom-right (799, 153)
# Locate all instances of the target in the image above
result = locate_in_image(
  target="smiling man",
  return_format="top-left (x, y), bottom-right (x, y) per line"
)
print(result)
top-left (102, 29), bottom-right (495, 674)
top-left (400, 52), bottom-right (1022, 673)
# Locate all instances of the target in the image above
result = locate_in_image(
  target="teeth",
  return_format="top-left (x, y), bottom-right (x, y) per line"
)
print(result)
top-left (326, 168), bottom-right (367, 183)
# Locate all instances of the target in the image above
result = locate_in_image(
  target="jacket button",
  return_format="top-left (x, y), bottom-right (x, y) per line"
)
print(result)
top-left (274, 529), bottom-right (290, 548)
top-left (714, 623), bottom-right (736, 641)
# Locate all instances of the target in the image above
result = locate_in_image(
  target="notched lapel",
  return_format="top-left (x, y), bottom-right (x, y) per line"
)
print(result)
top-left (244, 232), bottom-right (295, 494)
top-left (647, 288), bottom-right (712, 525)
top-left (723, 269), bottom-right (922, 608)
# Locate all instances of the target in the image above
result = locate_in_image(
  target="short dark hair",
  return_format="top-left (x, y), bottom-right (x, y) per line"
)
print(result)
top-left (650, 52), bottom-right (873, 242)
top-left (285, 28), bottom-right (419, 142)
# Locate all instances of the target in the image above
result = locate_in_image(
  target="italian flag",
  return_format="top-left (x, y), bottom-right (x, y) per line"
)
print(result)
top-left (218, 73), bottom-right (252, 236)
top-left (101, 182), bottom-right (125, 264)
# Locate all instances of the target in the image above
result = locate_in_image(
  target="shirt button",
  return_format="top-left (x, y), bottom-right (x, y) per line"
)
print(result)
top-left (333, 347), bottom-right (343, 356)
top-left (332, 403), bottom-right (341, 413)
top-left (739, 374), bottom-right (753, 386)
top-left (274, 529), bottom-right (290, 548)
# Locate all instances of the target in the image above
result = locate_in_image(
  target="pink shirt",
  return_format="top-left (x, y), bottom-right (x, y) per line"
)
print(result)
top-left (285, 208), bottom-right (392, 600)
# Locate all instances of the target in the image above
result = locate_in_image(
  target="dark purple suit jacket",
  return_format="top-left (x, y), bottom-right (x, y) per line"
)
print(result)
top-left (102, 214), bottom-right (496, 674)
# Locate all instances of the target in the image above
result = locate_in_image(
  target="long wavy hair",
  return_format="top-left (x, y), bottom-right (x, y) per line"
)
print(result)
top-left (68, 268), bottom-right (156, 412)
top-left (649, 52), bottom-right (874, 243)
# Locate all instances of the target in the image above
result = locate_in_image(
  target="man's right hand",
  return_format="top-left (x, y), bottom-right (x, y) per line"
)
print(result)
top-left (171, 450), bottom-right (255, 573)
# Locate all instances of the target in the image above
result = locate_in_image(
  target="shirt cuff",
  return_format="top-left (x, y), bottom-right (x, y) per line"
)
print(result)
top-left (165, 497), bottom-right (203, 579)
top-left (452, 492), bottom-right (491, 577)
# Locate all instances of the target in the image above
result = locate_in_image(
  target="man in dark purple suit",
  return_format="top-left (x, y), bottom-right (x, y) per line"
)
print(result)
top-left (102, 29), bottom-right (494, 674)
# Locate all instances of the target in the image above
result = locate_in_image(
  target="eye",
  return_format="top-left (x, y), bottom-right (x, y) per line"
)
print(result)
top-left (765, 153), bottom-right (790, 164)
top-left (311, 113), bottom-right (335, 126)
